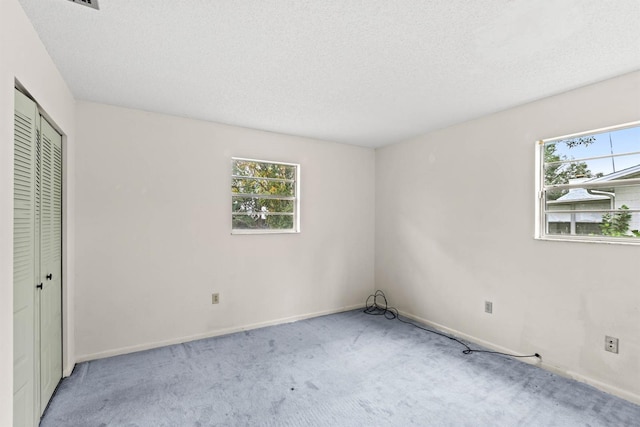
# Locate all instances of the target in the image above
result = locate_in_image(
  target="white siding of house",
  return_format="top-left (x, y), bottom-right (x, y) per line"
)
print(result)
top-left (615, 186), bottom-right (640, 232)
top-left (547, 200), bottom-right (610, 224)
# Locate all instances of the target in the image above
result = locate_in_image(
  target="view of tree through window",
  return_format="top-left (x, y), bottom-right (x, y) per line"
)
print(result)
top-left (231, 158), bottom-right (299, 232)
top-left (540, 123), bottom-right (640, 241)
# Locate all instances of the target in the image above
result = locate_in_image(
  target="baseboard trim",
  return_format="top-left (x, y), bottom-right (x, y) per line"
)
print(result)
top-left (63, 365), bottom-right (74, 378)
top-left (398, 310), bottom-right (640, 406)
top-left (75, 304), bottom-right (364, 363)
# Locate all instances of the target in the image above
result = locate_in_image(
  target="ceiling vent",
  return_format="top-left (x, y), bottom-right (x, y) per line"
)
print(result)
top-left (67, 0), bottom-right (99, 10)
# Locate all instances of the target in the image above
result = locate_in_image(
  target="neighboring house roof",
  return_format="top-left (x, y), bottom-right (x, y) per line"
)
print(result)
top-left (586, 164), bottom-right (640, 182)
top-left (547, 186), bottom-right (610, 222)
top-left (548, 164), bottom-right (640, 205)
top-left (548, 188), bottom-right (609, 204)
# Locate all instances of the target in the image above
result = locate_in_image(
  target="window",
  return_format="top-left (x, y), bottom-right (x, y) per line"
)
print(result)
top-left (231, 158), bottom-right (300, 234)
top-left (536, 121), bottom-right (640, 243)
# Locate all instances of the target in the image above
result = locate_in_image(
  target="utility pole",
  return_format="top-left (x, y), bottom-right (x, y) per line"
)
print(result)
top-left (609, 133), bottom-right (616, 172)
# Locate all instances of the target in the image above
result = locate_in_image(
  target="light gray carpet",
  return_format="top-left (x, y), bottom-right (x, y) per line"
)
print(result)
top-left (41, 310), bottom-right (640, 426)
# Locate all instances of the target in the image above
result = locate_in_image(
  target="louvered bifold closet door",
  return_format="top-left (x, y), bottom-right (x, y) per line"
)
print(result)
top-left (13, 89), bottom-right (38, 427)
top-left (38, 116), bottom-right (63, 415)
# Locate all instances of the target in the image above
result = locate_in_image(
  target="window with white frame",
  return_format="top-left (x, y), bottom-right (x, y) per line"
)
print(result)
top-left (231, 158), bottom-right (300, 233)
top-left (537, 121), bottom-right (640, 243)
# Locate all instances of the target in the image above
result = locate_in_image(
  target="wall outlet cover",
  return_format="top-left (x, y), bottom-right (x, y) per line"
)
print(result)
top-left (605, 336), bottom-right (618, 354)
top-left (485, 301), bottom-right (493, 314)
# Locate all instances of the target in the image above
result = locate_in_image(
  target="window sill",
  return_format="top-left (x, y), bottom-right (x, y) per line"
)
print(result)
top-left (231, 229), bottom-right (300, 235)
top-left (535, 235), bottom-right (640, 246)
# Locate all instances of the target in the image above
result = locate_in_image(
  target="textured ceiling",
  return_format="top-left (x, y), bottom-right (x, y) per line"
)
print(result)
top-left (17, 0), bottom-right (640, 147)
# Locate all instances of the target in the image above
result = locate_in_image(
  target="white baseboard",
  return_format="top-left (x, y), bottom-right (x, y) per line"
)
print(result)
top-left (63, 366), bottom-right (74, 378)
top-left (398, 310), bottom-right (640, 406)
top-left (75, 304), bottom-right (364, 364)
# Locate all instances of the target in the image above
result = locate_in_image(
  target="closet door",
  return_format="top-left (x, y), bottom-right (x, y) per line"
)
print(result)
top-left (38, 116), bottom-right (63, 414)
top-left (13, 90), bottom-right (38, 427)
top-left (13, 88), bottom-right (63, 425)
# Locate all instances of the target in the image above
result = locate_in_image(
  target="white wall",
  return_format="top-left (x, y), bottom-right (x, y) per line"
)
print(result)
top-left (73, 102), bottom-right (375, 359)
top-left (0, 0), bottom-right (77, 424)
top-left (376, 71), bottom-right (640, 403)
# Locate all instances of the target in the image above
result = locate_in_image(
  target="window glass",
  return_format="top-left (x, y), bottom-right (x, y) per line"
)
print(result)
top-left (539, 123), bottom-right (640, 242)
top-left (231, 158), bottom-right (299, 233)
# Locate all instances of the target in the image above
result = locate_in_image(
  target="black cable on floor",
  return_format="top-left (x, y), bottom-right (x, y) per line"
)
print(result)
top-left (364, 290), bottom-right (541, 359)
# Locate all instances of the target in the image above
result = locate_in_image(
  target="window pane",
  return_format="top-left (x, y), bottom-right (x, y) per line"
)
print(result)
top-left (545, 206), bottom-right (640, 238)
top-left (544, 155), bottom-right (640, 186)
top-left (544, 126), bottom-right (640, 187)
top-left (232, 197), bottom-right (295, 213)
top-left (233, 160), bottom-right (296, 180)
top-left (549, 126), bottom-right (640, 162)
top-left (232, 178), bottom-right (295, 197)
top-left (545, 187), bottom-right (614, 208)
top-left (232, 214), bottom-right (294, 230)
top-left (231, 158), bottom-right (299, 233)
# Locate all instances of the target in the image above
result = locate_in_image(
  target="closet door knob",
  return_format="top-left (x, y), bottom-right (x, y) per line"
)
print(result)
top-left (46, 273), bottom-right (53, 280)
top-left (37, 283), bottom-right (43, 289)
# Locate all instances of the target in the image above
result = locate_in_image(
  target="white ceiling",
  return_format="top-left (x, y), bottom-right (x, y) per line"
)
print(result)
top-left (17, 0), bottom-right (640, 147)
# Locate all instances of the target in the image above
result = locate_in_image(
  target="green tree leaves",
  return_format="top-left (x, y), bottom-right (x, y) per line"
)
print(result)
top-left (544, 137), bottom-right (595, 200)
top-left (600, 205), bottom-right (633, 237)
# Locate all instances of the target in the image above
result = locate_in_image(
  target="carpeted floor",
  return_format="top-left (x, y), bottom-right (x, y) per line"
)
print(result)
top-left (41, 310), bottom-right (640, 426)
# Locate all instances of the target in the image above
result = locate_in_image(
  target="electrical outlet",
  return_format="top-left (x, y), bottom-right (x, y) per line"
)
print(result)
top-left (484, 301), bottom-right (493, 314)
top-left (605, 336), bottom-right (618, 354)
top-left (68, 0), bottom-right (100, 10)
top-left (212, 293), bottom-right (220, 304)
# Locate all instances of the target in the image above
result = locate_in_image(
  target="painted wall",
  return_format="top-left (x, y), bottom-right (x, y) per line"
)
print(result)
top-left (0, 0), bottom-right (77, 424)
top-left (73, 102), bottom-right (375, 360)
top-left (375, 71), bottom-right (640, 403)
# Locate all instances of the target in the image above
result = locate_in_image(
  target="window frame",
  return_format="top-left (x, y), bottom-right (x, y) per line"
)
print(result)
top-left (535, 120), bottom-right (640, 245)
top-left (231, 157), bottom-right (301, 235)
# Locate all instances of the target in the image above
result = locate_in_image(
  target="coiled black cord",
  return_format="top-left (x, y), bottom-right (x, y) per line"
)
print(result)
top-left (364, 290), bottom-right (540, 359)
